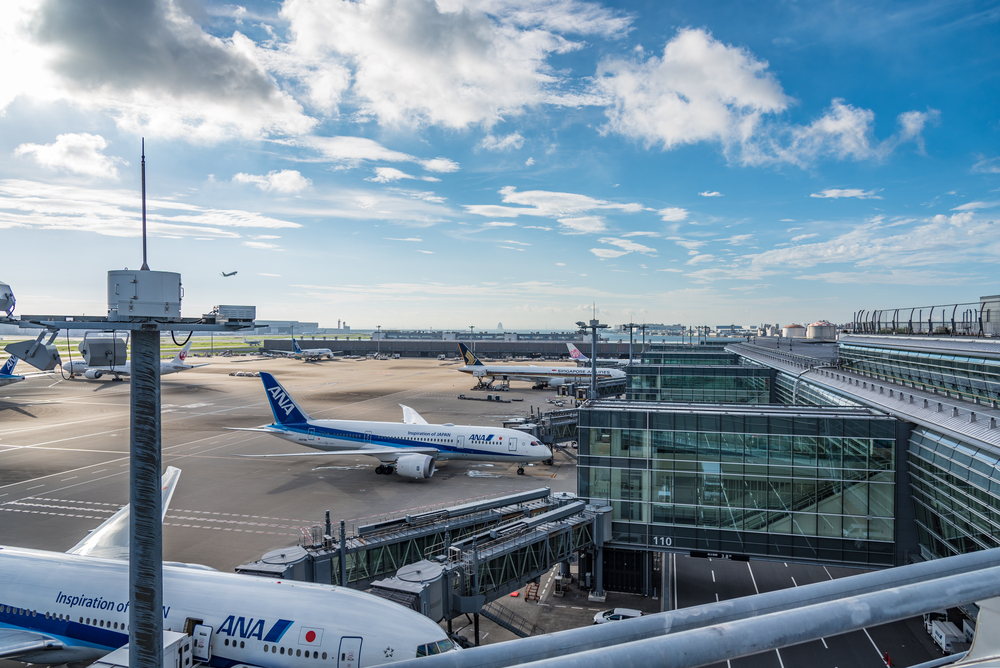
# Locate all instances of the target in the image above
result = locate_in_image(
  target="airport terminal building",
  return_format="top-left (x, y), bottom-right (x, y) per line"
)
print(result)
top-left (577, 317), bottom-right (1000, 592)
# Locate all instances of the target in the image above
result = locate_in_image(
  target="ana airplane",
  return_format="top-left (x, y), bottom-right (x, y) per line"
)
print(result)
top-left (272, 339), bottom-right (335, 361)
top-left (566, 343), bottom-right (635, 366)
top-left (0, 355), bottom-right (25, 386)
top-left (457, 343), bottom-right (625, 389)
top-left (0, 467), bottom-right (456, 667)
top-left (62, 341), bottom-right (208, 381)
top-left (220, 271), bottom-right (237, 277)
top-left (231, 372), bottom-right (552, 476)
top-left (243, 336), bottom-right (263, 346)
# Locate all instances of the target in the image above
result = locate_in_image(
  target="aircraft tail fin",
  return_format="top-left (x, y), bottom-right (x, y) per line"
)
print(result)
top-left (259, 372), bottom-right (311, 424)
top-left (400, 404), bottom-right (429, 425)
top-left (170, 340), bottom-right (193, 365)
top-left (458, 342), bottom-right (484, 366)
top-left (292, 338), bottom-right (303, 353)
top-left (0, 356), bottom-right (17, 376)
top-left (566, 343), bottom-right (588, 361)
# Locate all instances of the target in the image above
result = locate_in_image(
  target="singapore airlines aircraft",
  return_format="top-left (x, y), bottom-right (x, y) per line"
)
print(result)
top-left (0, 355), bottom-right (25, 386)
top-left (566, 343), bottom-right (636, 366)
top-left (0, 467), bottom-right (456, 667)
top-left (231, 372), bottom-right (552, 476)
top-left (456, 343), bottom-right (625, 388)
top-left (62, 341), bottom-right (207, 381)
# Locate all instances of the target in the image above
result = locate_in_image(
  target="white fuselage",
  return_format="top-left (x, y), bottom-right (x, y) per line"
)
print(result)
top-left (62, 360), bottom-right (198, 379)
top-left (270, 419), bottom-right (551, 463)
top-left (0, 547), bottom-right (452, 667)
top-left (457, 363), bottom-right (625, 385)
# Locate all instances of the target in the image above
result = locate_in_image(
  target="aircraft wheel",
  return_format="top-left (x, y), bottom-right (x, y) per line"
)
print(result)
top-left (544, 458), bottom-right (554, 466)
top-left (376, 465), bottom-right (385, 474)
top-left (517, 467), bottom-right (525, 475)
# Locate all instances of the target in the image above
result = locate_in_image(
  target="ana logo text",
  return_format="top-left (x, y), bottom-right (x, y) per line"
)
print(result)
top-left (469, 434), bottom-right (495, 442)
top-left (218, 616), bottom-right (293, 643)
top-left (268, 386), bottom-right (295, 417)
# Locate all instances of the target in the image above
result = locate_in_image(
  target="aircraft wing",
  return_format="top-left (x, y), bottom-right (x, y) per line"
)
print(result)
top-left (65, 466), bottom-right (181, 560)
top-left (400, 404), bottom-right (429, 425)
top-left (225, 426), bottom-right (287, 434)
top-left (0, 629), bottom-right (64, 658)
top-left (236, 447), bottom-right (439, 461)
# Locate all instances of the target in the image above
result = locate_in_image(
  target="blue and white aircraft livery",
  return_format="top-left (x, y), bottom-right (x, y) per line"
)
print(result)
top-left (273, 339), bottom-right (335, 361)
top-left (0, 355), bottom-right (25, 386)
top-left (456, 343), bottom-right (626, 387)
top-left (0, 467), bottom-right (456, 667)
top-left (231, 372), bottom-right (551, 477)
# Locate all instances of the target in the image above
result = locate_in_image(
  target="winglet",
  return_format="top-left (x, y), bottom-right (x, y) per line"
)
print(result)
top-left (66, 466), bottom-right (181, 560)
top-left (400, 404), bottom-right (429, 425)
top-left (458, 342), bottom-right (483, 366)
top-left (259, 372), bottom-right (311, 424)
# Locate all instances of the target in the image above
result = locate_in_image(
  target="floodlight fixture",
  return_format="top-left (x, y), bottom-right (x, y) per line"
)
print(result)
top-left (0, 281), bottom-right (14, 318)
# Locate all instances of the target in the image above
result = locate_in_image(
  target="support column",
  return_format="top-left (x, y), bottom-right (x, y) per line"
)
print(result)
top-left (129, 327), bottom-right (161, 668)
top-left (474, 614), bottom-right (480, 646)
top-left (588, 547), bottom-right (606, 603)
top-left (339, 520), bottom-right (347, 586)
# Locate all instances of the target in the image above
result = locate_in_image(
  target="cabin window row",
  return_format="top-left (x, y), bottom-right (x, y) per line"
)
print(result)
top-left (261, 644), bottom-right (327, 659)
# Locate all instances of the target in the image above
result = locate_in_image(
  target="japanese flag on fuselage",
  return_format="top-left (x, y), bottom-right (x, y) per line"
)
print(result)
top-left (299, 627), bottom-right (324, 645)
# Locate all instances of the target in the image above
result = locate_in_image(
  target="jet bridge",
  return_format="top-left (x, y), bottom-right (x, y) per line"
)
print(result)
top-left (236, 489), bottom-right (609, 631)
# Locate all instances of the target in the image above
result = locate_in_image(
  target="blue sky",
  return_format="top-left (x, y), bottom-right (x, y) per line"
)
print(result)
top-left (1, 0), bottom-right (998, 330)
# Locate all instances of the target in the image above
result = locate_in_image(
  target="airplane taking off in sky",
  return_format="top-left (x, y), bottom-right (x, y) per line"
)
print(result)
top-left (566, 343), bottom-right (636, 366)
top-left (457, 343), bottom-right (625, 388)
top-left (220, 270), bottom-right (237, 277)
top-left (0, 467), bottom-right (455, 667)
top-left (62, 341), bottom-right (207, 381)
top-left (0, 355), bottom-right (25, 386)
top-left (272, 338), bottom-right (335, 361)
top-left (231, 372), bottom-right (552, 476)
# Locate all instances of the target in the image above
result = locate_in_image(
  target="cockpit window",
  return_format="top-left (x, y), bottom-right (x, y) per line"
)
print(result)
top-left (416, 639), bottom-right (455, 657)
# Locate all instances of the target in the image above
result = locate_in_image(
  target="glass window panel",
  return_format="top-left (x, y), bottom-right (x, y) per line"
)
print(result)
top-left (652, 431), bottom-right (673, 459)
top-left (843, 438), bottom-right (869, 469)
top-left (674, 432), bottom-right (698, 461)
top-left (768, 479), bottom-right (794, 511)
top-left (794, 480), bottom-right (817, 511)
top-left (674, 505), bottom-right (697, 526)
top-left (674, 471), bottom-right (699, 505)
top-left (871, 441), bottom-right (894, 470)
top-left (720, 432), bottom-right (745, 463)
top-left (698, 432), bottom-right (720, 462)
top-left (588, 467), bottom-right (611, 500)
top-left (843, 517), bottom-right (869, 540)
top-left (651, 504), bottom-right (673, 524)
top-left (869, 483), bottom-right (894, 518)
top-left (843, 481), bottom-right (869, 516)
top-left (746, 435), bottom-right (769, 464)
top-left (590, 429), bottom-right (612, 456)
top-left (817, 513), bottom-right (842, 538)
top-left (699, 507), bottom-right (720, 528)
top-left (793, 436), bottom-right (818, 467)
top-left (793, 513), bottom-right (817, 536)
top-left (770, 435), bottom-right (793, 465)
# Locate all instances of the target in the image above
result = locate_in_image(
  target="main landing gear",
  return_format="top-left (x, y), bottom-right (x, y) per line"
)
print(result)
top-left (517, 467), bottom-right (525, 475)
top-left (375, 464), bottom-right (395, 475)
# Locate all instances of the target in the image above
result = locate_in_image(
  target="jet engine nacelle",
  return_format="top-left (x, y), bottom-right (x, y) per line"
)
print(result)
top-left (547, 378), bottom-right (568, 387)
top-left (84, 368), bottom-right (103, 380)
top-left (395, 454), bottom-right (435, 479)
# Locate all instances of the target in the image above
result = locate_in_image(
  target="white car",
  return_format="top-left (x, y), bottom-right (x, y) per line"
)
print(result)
top-left (593, 608), bottom-right (644, 624)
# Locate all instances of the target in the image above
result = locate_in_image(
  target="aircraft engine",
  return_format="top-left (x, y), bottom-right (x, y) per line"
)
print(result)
top-left (394, 454), bottom-right (435, 479)
top-left (84, 369), bottom-right (103, 380)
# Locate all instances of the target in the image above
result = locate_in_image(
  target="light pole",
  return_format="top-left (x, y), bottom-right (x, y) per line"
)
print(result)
top-left (470, 325), bottom-right (475, 353)
top-left (623, 323), bottom-right (639, 364)
top-left (577, 319), bottom-right (609, 400)
top-left (376, 325), bottom-right (381, 358)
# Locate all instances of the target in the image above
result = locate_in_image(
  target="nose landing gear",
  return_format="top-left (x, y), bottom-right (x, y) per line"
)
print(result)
top-left (517, 467), bottom-right (525, 475)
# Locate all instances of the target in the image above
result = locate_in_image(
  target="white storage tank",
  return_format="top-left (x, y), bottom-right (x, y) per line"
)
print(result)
top-left (781, 323), bottom-right (806, 338)
top-left (807, 321), bottom-right (837, 340)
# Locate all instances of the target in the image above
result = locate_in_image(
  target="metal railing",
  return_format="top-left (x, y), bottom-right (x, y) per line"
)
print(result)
top-left (852, 301), bottom-right (1000, 337)
top-left (480, 600), bottom-right (544, 638)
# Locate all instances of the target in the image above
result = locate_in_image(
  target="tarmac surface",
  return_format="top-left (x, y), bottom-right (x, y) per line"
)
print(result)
top-left (0, 354), bottom-right (954, 666)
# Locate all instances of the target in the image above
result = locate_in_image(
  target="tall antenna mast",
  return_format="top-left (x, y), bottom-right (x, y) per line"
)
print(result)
top-left (140, 138), bottom-right (149, 270)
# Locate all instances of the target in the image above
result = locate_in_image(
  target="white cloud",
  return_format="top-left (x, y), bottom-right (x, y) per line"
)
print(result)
top-left (658, 207), bottom-right (688, 221)
top-left (623, 231), bottom-right (659, 237)
top-left (525, 157), bottom-right (535, 166)
top-left (463, 186), bottom-right (644, 223)
top-left (797, 269), bottom-right (971, 286)
top-left (500, 245), bottom-right (526, 251)
top-left (0, 179), bottom-right (301, 238)
top-left (421, 157), bottom-right (460, 173)
top-left (483, 221), bottom-right (517, 228)
top-left (501, 239), bottom-right (530, 246)
top-left (666, 237), bottom-right (705, 251)
top-left (481, 133), bottom-right (525, 151)
top-left (243, 240), bottom-right (284, 250)
top-left (791, 233), bottom-right (819, 242)
top-left (249, 234), bottom-right (281, 240)
top-left (596, 28), bottom-right (789, 151)
top-left (4, 0), bottom-right (314, 141)
top-left (259, 272), bottom-right (282, 276)
top-left (699, 190), bottom-right (723, 197)
top-left (524, 225), bottom-right (553, 231)
top-left (233, 169), bottom-right (312, 193)
top-left (952, 201), bottom-right (1000, 211)
top-left (657, 268), bottom-right (682, 272)
top-left (594, 237), bottom-right (657, 257)
top-left (687, 254), bottom-right (716, 265)
top-left (558, 216), bottom-right (607, 234)
top-left (590, 248), bottom-right (629, 258)
top-left (14, 133), bottom-right (126, 179)
top-left (810, 188), bottom-right (882, 200)
top-left (416, 249), bottom-right (434, 254)
top-left (385, 237), bottom-right (422, 242)
top-left (724, 234), bottom-right (754, 245)
top-left (972, 157), bottom-right (1000, 174)
top-left (555, 262), bottom-right (565, 266)
top-left (304, 136), bottom-right (459, 174)
top-left (281, 0), bottom-right (629, 129)
top-left (366, 167), bottom-right (441, 184)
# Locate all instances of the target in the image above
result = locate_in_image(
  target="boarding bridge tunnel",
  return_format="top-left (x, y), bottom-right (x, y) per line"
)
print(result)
top-left (236, 487), bottom-right (610, 591)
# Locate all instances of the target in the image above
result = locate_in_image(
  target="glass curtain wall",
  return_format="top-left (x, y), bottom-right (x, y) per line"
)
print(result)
top-left (627, 366), bottom-right (772, 403)
top-left (579, 406), bottom-right (898, 566)
top-left (840, 343), bottom-right (1000, 404)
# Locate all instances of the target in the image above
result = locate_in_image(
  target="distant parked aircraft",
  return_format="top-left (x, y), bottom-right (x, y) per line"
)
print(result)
top-left (457, 342), bottom-right (625, 388)
top-left (220, 271), bottom-right (237, 277)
